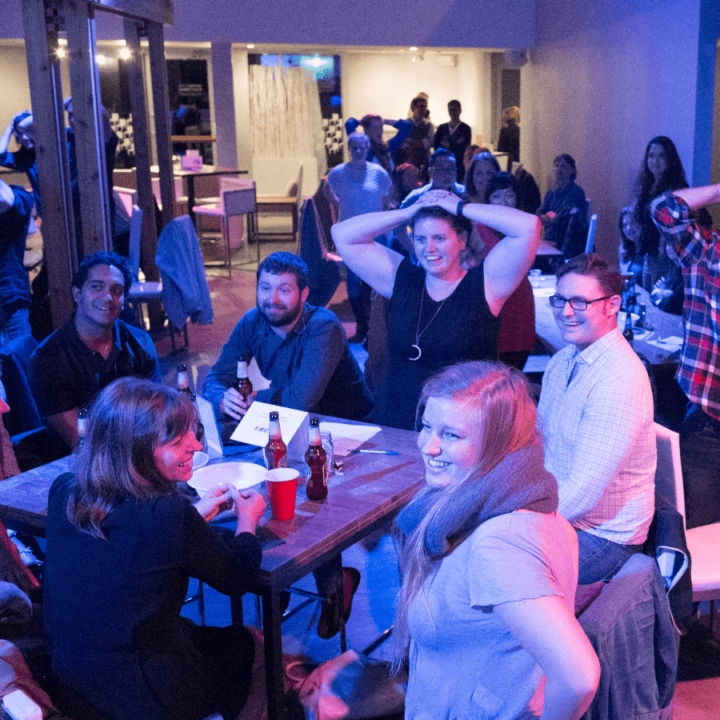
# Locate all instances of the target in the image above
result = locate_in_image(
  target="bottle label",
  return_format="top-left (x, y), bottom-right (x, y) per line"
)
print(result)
top-left (265, 448), bottom-right (287, 470)
top-left (237, 361), bottom-right (249, 379)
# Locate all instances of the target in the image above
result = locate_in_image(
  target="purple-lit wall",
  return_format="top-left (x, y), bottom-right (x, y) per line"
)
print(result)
top-left (0, 0), bottom-right (537, 48)
top-left (521, 0), bottom-right (717, 264)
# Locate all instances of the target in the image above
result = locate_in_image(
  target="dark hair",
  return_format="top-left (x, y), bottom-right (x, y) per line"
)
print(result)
top-left (347, 131), bottom-right (370, 149)
top-left (257, 251), bottom-right (308, 291)
top-left (360, 114), bottom-right (382, 128)
top-left (396, 162), bottom-right (418, 174)
top-left (633, 136), bottom-right (688, 256)
top-left (465, 152), bottom-right (501, 198)
top-left (410, 97), bottom-right (427, 110)
top-left (68, 378), bottom-right (197, 538)
top-left (554, 154), bottom-right (577, 182)
top-left (556, 252), bottom-right (623, 297)
top-left (448, 99), bottom-right (461, 111)
top-left (484, 172), bottom-right (518, 204)
top-left (12, 112), bottom-right (32, 134)
top-left (72, 251), bottom-right (133, 295)
top-left (429, 148), bottom-right (456, 168)
top-left (410, 206), bottom-right (473, 239)
top-left (618, 206), bottom-right (637, 264)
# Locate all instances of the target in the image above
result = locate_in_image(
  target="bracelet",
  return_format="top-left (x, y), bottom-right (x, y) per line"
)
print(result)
top-left (457, 200), bottom-right (469, 218)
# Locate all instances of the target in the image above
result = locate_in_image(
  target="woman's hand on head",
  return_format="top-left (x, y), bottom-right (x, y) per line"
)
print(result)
top-left (231, 487), bottom-right (267, 536)
top-left (194, 484), bottom-right (235, 523)
top-left (415, 189), bottom-right (462, 214)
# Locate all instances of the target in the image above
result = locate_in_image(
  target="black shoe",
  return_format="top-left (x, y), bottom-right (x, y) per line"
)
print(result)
top-left (317, 567), bottom-right (361, 640)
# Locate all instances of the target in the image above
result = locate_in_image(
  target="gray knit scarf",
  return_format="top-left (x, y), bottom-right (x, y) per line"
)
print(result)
top-left (396, 443), bottom-right (558, 558)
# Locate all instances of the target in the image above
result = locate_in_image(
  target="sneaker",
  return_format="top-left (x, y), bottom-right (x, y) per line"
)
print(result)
top-left (317, 567), bottom-right (361, 640)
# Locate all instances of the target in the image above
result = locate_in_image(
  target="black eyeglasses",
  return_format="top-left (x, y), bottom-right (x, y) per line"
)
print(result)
top-left (549, 295), bottom-right (614, 311)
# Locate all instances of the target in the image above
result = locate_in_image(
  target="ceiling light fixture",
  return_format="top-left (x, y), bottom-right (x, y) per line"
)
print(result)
top-left (409, 46), bottom-right (418, 52)
top-left (247, 44), bottom-right (255, 49)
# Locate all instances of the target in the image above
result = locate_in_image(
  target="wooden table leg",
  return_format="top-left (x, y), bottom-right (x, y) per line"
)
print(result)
top-left (187, 176), bottom-right (197, 229)
top-left (262, 588), bottom-right (287, 720)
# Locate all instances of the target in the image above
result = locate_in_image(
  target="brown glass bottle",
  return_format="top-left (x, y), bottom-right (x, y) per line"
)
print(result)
top-left (236, 356), bottom-right (253, 400)
top-left (623, 310), bottom-right (634, 347)
top-left (305, 417), bottom-right (328, 500)
top-left (177, 364), bottom-right (195, 400)
top-left (265, 411), bottom-right (287, 469)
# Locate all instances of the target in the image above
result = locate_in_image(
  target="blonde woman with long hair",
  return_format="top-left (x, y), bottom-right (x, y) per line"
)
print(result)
top-left (394, 362), bottom-right (599, 720)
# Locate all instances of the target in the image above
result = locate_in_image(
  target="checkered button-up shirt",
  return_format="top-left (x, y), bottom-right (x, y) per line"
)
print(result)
top-left (651, 193), bottom-right (720, 421)
top-left (538, 328), bottom-right (656, 545)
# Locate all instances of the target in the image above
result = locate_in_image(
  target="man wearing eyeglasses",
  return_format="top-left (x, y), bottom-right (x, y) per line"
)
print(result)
top-left (537, 253), bottom-right (656, 584)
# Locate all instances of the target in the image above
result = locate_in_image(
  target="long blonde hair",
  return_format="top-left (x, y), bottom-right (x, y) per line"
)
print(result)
top-left (393, 362), bottom-right (539, 669)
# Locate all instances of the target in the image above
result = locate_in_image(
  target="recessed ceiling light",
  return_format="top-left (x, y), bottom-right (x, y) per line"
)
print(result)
top-left (247, 44), bottom-right (255, 49)
top-left (409, 46), bottom-right (418, 52)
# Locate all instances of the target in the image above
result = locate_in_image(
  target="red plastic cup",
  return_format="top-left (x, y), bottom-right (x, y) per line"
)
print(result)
top-left (265, 468), bottom-right (299, 521)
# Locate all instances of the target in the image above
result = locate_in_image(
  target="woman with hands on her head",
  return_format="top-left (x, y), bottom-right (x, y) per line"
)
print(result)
top-left (394, 362), bottom-right (600, 720)
top-left (332, 186), bottom-right (540, 430)
top-left (44, 377), bottom-right (266, 720)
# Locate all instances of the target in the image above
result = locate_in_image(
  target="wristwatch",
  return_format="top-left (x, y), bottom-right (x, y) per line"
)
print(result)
top-left (457, 200), bottom-right (469, 217)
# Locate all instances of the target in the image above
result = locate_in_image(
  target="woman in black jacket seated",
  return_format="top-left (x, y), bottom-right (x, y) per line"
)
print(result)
top-left (631, 135), bottom-right (712, 290)
top-left (44, 378), bottom-right (266, 720)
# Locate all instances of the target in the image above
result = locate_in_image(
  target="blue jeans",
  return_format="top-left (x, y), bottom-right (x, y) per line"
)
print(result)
top-left (577, 530), bottom-right (642, 584)
top-left (680, 403), bottom-right (720, 529)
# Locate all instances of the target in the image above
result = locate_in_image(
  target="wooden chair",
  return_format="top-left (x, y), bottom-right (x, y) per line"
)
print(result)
top-left (126, 206), bottom-right (188, 352)
top-left (256, 164), bottom-right (304, 250)
top-left (193, 179), bottom-right (257, 276)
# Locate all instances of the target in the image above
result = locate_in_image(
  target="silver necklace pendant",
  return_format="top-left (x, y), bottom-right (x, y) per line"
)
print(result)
top-left (409, 344), bottom-right (422, 361)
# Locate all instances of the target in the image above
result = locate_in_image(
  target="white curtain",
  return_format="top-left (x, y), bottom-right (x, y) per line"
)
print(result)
top-left (249, 65), bottom-right (326, 177)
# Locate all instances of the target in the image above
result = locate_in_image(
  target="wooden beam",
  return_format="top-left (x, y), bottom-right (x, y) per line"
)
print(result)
top-left (124, 17), bottom-right (164, 331)
top-left (65, 0), bottom-right (113, 256)
top-left (91, 0), bottom-right (173, 25)
top-left (146, 20), bottom-right (174, 231)
top-left (124, 18), bottom-right (159, 281)
top-left (21, 0), bottom-right (77, 328)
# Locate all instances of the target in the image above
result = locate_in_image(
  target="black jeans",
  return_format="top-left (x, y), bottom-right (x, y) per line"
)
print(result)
top-left (680, 403), bottom-right (720, 529)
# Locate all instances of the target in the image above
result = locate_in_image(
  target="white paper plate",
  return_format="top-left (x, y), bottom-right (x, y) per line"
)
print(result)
top-left (192, 452), bottom-right (209, 470)
top-left (189, 462), bottom-right (266, 496)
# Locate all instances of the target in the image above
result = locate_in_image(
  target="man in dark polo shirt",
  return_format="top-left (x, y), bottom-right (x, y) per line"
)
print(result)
top-left (0, 177), bottom-right (33, 345)
top-left (28, 251), bottom-right (161, 449)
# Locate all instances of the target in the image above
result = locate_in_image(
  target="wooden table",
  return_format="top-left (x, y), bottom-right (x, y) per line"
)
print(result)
top-left (532, 274), bottom-right (684, 365)
top-left (0, 420), bottom-right (424, 720)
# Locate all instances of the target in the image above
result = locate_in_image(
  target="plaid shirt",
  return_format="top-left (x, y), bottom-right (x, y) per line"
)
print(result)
top-left (651, 193), bottom-right (720, 421)
top-left (538, 328), bottom-right (656, 545)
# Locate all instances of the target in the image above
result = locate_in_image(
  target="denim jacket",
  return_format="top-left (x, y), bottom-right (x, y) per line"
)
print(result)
top-left (578, 553), bottom-right (678, 719)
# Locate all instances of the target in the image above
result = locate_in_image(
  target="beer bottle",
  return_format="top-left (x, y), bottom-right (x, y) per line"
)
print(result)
top-left (305, 417), bottom-right (328, 501)
top-left (236, 356), bottom-right (253, 401)
top-left (77, 407), bottom-right (88, 447)
top-left (265, 411), bottom-right (287, 469)
top-left (177, 364), bottom-right (195, 400)
top-left (623, 309), bottom-right (634, 347)
top-left (177, 364), bottom-right (205, 447)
